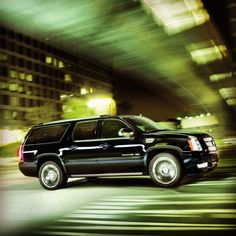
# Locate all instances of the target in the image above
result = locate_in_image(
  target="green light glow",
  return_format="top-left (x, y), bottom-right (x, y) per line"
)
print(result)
top-left (219, 87), bottom-right (236, 99)
top-left (210, 72), bottom-right (232, 82)
top-left (0, 0), bottom-right (232, 121)
top-left (142, 0), bottom-right (209, 35)
top-left (190, 45), bottom-right (227, 65)
top-left (226, 98), bottom-right (236, 106)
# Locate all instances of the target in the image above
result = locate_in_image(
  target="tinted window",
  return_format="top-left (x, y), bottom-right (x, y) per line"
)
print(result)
top-left (26, 124), bottom-right (69, 144)
top-left (101, 119), bottom-right (130, 138)
top-left (124, 116), bottom-right (166, 132)
top-left (73, 121), bottom-right (97, 140)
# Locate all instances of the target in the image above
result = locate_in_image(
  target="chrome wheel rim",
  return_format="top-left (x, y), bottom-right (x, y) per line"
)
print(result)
top-left (152, 156), bottom-right (177, 185)
top-left (41, 164), bottom-right (60, 188)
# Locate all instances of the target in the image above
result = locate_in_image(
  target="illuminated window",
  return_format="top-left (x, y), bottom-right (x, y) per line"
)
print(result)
top-left (80, 88), bottom-right (88, 95)
top-left (226, 98), bottom-right (236, 106)
top-left (18, 86), bottom-right (24, 93)
top-left (209, 72), bottom-right (232, 82)
top-left (45, 56), bottom-right (52, 64)
top-left (58, 61), bottom-right (64, 68)
top-left (9, 70), bottom-right (17, 78)
top-left (60, 94), bottom-right (67, 99)
top-left (9, 83), bottom-right (18, 91)
top-left (190, 45), bottom-right (227, 65)
top-left (219, 87), bottom-right (236, 99)
top-left (64, 74), bottom-right (72, 83)
top-left (19, 73), bottom-right (25, 80)
top-left (26, 74), bottom-right (33, 82)
top-left (12, 111), bottom-right (17, 119)
top-left (142, 0), bottom-right (209, 35)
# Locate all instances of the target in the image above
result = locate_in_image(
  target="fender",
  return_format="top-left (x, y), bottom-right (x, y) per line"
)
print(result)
top-left (36, 153), bottom-right (68, 174)
top-left (144, 145), bottom-right (183, 172)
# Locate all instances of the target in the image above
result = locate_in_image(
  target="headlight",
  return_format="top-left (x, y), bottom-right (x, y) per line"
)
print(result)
top-left (188, 136), bottom-right (202, 151)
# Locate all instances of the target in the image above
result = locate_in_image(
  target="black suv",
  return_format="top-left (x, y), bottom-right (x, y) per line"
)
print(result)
top-left (18, 115), bottom-right (218, 190)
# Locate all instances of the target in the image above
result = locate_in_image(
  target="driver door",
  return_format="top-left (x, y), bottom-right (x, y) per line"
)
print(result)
top-left (96, 118), bottom-right (145, 173)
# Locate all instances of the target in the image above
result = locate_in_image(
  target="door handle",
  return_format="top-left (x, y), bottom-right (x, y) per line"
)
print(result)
top-left (99, 143), bottom-right (109, 149)
top-left (69, 145), bottom-right (78, 151)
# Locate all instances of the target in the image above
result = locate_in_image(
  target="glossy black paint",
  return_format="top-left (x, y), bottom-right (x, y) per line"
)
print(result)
top-left (19, 115), bottom-right (218, 180)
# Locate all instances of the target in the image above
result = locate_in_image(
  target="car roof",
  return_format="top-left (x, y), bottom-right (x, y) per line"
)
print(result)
top-left (37, 115), bottom-right (135, 126)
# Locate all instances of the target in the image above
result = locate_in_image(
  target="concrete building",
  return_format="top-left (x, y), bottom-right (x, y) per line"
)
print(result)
top-left (0, 26), bottom-right (115, 144)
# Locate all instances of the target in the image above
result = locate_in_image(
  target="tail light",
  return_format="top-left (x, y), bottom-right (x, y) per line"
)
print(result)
top-left (17, 145), bottom-right (24, 162)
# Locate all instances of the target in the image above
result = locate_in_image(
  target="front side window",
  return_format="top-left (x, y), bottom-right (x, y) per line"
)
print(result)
top-left (73, 121), bottom-right (97, 141)
top-left (101, 119), bottom-right (131, 139)
top-left (124, 116), bottom-right (166, 132)
top-left (26, 124), bottom-right (69, 144)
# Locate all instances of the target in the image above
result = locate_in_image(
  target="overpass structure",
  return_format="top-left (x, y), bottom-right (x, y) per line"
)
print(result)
top-left (0, 0), bottom-right (235, 133)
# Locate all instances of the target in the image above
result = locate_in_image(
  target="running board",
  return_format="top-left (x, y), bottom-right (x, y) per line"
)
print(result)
top-left (69, 172), bottom-right (143, 178)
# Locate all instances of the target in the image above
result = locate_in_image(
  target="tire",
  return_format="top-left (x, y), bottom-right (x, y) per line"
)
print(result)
top-left (39, 161), bottom-right (67, 190)
top-left (149, 153), bottom-right (182, 187)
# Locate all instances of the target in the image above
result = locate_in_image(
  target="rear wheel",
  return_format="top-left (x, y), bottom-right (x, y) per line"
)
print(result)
top-left (149, 153), bottom-right (182, 187)
top-left (39, 161), bottom-right (67, 190)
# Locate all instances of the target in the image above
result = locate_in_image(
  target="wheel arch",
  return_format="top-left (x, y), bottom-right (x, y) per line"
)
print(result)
top-left (36, 153), bottom-right (67, 176)
top-left (144, 146), bottom-right (184, 173)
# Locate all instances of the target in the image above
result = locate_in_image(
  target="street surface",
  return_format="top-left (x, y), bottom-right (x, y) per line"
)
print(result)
top-left (0, 148), bottom-right (236, 236)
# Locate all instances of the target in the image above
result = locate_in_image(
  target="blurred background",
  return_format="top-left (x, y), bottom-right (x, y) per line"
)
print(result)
top-left (0, 0), bottom-right (236, 145)
top-left (0, 0), bottom-right (236, 235)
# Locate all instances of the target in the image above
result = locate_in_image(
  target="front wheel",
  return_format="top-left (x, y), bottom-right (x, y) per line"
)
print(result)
top-left (149, 153), bottom-right (182, 187)
top-left (39, 161), bottom-right (67, 190)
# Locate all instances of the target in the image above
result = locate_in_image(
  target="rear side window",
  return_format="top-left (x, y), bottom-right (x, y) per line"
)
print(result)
top-left (26, 124), bottom-right (69, 144)
top-left (73, 121), bottom-right (97, 141)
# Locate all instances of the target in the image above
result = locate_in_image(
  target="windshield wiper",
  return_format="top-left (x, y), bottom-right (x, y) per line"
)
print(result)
top-left (145, 129), bottom-right (168, 133)
top-left (145, 129), bottom-right (158, 133)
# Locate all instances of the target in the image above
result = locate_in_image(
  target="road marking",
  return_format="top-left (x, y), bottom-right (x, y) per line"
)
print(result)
top-left (55, 219), bottom-right (236, 227)
top-left (35, 231), bottom-right (121, 236)
top-left (34, 176), bottom-right (236, 235)
top-left (67, 208), bottom-right (236, 216)
top-left (35, 231), bottom-right (160, 236)
top-left (45, 225), bottom-right (236, 231)
top-left (76, 199), bottom-right (236, 209)
top-left (107, 192), bottom-right (236, 200)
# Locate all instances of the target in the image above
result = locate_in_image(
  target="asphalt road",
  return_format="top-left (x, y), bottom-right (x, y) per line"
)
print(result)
top-left (0, 148), bottom-right (236, 236)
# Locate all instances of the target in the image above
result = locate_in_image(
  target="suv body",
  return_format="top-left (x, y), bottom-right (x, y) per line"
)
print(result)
top-left (18, 115), bottom-right (218, 190)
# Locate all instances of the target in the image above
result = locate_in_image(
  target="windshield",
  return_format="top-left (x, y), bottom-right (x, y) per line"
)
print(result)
top-left (124, 116), bottom-right (167, 132)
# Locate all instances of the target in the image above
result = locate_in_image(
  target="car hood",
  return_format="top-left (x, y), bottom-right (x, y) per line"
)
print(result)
top-left (142, 130), bottom-right (210, 139)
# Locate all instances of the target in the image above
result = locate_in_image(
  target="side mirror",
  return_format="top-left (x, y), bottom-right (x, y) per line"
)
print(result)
top-left (118, 128), bottom-right (134, 137)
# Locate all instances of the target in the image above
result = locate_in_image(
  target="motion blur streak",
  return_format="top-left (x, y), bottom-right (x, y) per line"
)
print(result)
top-left (30, 176), bottom-right (236, 235)
top-left (142, 0), bottom-right (209, 34)
top-left (1, 151), bottom-right (236, 236)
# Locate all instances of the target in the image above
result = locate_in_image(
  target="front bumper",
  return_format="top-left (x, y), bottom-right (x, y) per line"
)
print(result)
top-left (197, 160), bottom-right (218, 171)
top-left (19, 161), bottom-right (38, 177)
top-left (183, 151), bottom-right (218, 175)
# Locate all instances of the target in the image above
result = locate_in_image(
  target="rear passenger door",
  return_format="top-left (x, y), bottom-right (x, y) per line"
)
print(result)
top-left (65, 120), bottom-right (102, 174)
